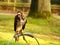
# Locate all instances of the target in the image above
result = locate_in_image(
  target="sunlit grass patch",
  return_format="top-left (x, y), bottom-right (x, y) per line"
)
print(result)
top-left (0, 15), bottom-right (60, 45)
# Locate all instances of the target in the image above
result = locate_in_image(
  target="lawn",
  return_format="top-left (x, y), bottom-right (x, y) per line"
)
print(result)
top-left (0, 15), bottom-right (60, 45)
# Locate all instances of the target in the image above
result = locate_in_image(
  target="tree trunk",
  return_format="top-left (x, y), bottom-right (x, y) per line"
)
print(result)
top-left (29, 0), bottom-right (38, 12)
top-left (8, 0), bottom-right (10, 4)
top-left (29, 0), bottom-right (51, 18)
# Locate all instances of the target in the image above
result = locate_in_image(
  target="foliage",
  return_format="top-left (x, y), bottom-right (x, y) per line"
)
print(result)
top-left (51, 0), bottom-right (60, 5)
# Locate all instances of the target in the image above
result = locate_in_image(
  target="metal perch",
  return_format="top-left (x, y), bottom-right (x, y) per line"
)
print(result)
top-left (14, 32), bottom-right (40, 45)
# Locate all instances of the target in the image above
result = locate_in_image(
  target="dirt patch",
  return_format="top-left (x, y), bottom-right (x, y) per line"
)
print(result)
top-left (53, 13), bottom-right (60, 19)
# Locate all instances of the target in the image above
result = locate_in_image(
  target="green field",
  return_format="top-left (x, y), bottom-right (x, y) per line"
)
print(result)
top-left (0, 15), bottom-right (60, 45)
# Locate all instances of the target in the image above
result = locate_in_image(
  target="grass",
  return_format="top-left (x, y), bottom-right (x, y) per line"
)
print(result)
top-left (0, 15), bottom-right (60, 45)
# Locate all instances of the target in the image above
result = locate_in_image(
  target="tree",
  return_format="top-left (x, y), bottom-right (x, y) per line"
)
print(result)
top-left (29, 0), bottom-right (51, 18)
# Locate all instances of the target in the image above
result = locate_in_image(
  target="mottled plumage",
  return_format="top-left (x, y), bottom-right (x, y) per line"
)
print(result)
top-left (14, 14), bottom-right (27, 32)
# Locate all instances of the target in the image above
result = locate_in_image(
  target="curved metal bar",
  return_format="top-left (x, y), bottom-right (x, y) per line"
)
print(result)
top-left (24, 32), bottom-right (34, 38)
top-left (23, 32), bottom-right (40, 45)
top-left (14, 32), bottom-right (40, 45)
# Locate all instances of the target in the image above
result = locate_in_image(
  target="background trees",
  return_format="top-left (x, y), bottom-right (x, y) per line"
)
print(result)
top-left (29, 0), bottom-right (51, 18)
top-left (51, 0), bottom-right (60, 5)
